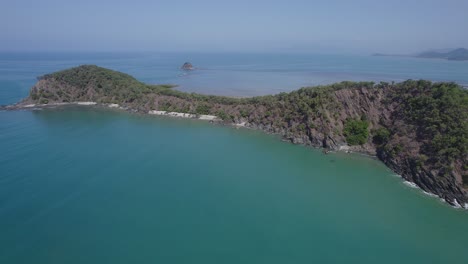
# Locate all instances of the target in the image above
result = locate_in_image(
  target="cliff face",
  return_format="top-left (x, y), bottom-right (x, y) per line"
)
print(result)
top-left (16, 66), bottom-right (468, 207)
top-left (249, 82), bottom-right (467, 206)
top-left (377, 82), bottom-right (468, 206)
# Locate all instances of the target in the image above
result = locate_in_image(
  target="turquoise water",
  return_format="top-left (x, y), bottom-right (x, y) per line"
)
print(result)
top-left (1, 108), bottom-right (467, 264)
top-left (1, 53), bottom-right (468, 263)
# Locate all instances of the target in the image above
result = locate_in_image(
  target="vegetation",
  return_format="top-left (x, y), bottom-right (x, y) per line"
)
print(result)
top-left (389, 80), bottom-right (467, 167)
top-left (343, 118), bottom-right (370, 145)
top-left (27, 65), bottom-right (468, 198)
top-left (31, 66), bottom-right (377, 136)
top-left (36, 65), bottom-right (175, 104)
top-left (372, 127), bottom-right (390, 145)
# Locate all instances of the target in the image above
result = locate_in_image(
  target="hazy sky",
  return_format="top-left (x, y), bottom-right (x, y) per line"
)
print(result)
top-left (1, 0), bottom-right (467, 53)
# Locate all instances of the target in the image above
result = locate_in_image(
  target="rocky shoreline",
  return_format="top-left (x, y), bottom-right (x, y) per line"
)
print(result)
top-left (2, 101), bottom-right (467, 210)
top-left (4, 65), bottom-right (466, 209)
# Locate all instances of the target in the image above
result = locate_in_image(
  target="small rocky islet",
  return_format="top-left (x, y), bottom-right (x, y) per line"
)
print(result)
top-left (181, 62), bottom-right (194, 70)
top-left (5, 65), bottom-right (467, 208)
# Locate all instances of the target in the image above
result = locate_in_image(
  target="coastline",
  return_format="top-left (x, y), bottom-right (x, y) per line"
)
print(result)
top-left (148, 110), bottom-right (218, 121)
top-left (3, 65), bottom-right (466, 209)
top-left (2, 101), bottom-right (221, 122)
top-left (3, 101), bottom-right (467, 210)
top-left (401, 176), bottom-right (468, 209)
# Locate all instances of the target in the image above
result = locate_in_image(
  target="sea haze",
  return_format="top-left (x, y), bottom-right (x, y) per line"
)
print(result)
top-left (1, 52), bottom-right (468, 105)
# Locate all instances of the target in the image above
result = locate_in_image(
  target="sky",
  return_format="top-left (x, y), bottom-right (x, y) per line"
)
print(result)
top-left (1, 0), bottom-right (467, 54)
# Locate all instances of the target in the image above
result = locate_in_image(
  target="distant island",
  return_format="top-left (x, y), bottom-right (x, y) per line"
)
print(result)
top-left (181, 62), bottom-right (194, 70)
top-left (373, 48), bottom-right (468, 61)
top-left (3, 65), bottom-right (467, 208)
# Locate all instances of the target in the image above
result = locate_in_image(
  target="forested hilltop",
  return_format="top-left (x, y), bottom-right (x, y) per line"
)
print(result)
top-left (14, 65), bottom-right (468, 207)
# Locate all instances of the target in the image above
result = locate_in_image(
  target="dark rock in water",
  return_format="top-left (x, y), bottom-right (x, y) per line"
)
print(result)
top-left (181, 62), bottom-right (194, 70)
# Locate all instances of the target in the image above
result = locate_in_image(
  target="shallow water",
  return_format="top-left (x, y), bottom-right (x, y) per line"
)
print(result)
top-left (0, 108), bottom-right (467, 264)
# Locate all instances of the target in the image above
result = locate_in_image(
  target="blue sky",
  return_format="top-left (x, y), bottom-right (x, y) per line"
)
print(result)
top-left (1, 0), bottom-right (467, 53)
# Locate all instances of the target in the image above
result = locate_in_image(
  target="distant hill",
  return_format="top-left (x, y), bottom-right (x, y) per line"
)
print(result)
top-left (373, 48), bottom-right (468, 61)
top-left (417, 48), bottom-right (468, 60)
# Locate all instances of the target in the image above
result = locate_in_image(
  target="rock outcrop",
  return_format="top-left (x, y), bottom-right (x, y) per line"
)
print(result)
top-left (181, 62), bottom-right (194, 70)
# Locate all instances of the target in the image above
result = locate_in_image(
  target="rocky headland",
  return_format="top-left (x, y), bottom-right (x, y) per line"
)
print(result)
top-left (3, 65), bottom-right (467, 207)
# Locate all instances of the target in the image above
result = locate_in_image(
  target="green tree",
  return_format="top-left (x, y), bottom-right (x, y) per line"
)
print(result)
top-left (344, 119), bottom-right (369, 145)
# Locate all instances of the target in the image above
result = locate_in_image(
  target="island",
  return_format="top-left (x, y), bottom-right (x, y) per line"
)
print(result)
top-left (181, 62), bottom-right (194, 70)
top-left (4, 65), bottom-right (467, 208)
top-left (373, 48), bottom-right (468, 61)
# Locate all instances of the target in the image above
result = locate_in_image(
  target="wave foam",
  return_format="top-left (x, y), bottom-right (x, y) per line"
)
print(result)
top-left (453, 199), bottom-right (462, 209)
top-left (403, 181), bottom-right (418, 188)
top-left (423, 191), bottom-right (438, 198)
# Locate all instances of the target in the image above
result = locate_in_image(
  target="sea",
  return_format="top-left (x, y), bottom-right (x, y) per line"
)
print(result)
top-left (1, 52), bottom-right (468, 264)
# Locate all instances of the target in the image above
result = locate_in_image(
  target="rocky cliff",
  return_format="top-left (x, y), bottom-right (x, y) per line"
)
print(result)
top-left (11, 65), bottom-right (468, 207)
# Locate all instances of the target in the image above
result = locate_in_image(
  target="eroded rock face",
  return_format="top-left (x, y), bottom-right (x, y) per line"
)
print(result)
top-left (242, 85), bottom-right (467, 206)
top-left (181, 62), bottom-right (194, 70)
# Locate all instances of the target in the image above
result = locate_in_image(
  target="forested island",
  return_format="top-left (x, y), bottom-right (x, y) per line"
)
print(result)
top-left (5, 65), bottom-right (467, 207)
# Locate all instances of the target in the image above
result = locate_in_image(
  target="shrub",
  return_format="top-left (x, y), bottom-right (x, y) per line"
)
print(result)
top-left (373, 127), bottom-right (390, 145)
top-left (344, 118), bottom-right (369, 145)
top-left (195, 104), bottom-right (211, 115)
top-left (240, 109), bottom-right (250, 118)
top-left (216, 110), bottom-right (228, 120)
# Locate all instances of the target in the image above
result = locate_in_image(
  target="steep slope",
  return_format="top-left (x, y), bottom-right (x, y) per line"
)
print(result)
top-left (14, 65), bottom-right (468, 207)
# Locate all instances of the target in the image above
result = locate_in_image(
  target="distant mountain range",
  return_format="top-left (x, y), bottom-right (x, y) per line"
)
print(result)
top-left (373, 48), bottom-right (468, 61)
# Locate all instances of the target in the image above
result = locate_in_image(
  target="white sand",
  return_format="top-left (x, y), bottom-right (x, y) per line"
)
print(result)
top-left (167, 112), bottom-right (196, 118)
top-left (76, 102), bottom-right (97, 105)
top-left (198, 114), bottom-right (217, 120)
top-left (338, 145), bottom-right (351, 151)
top-left (149, 110), bottom-right (195, 118)
top-left (148, 110), bottom-right (167, 115)
top-left (148, 110), bottom-right (217, 120)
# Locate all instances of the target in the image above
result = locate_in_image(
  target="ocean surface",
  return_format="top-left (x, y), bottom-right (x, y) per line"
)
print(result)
top-left (1, 52), bottom-right (468, 105)
top-left (1, 53), bottom-right (468, 263)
